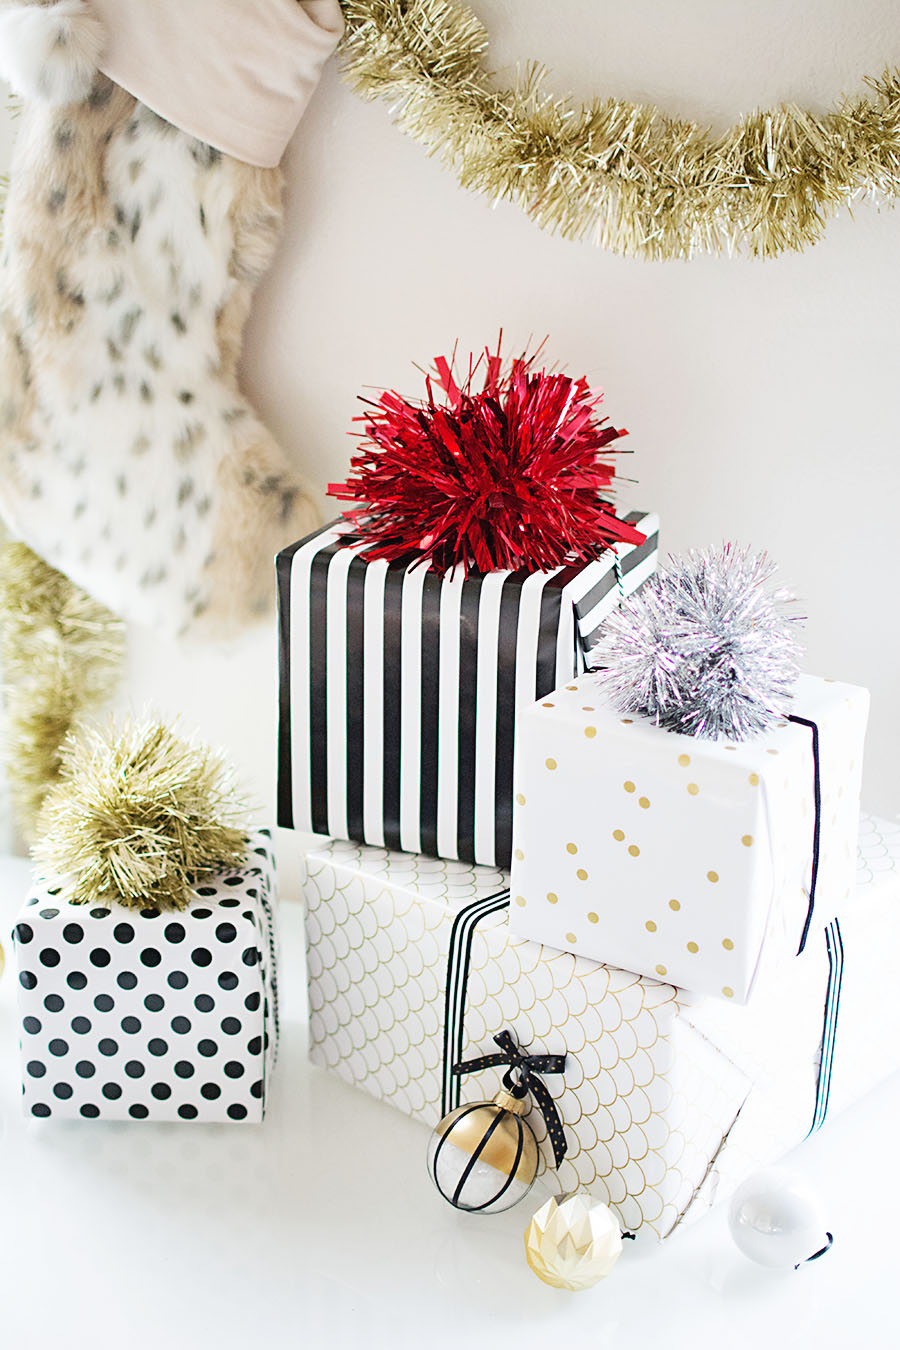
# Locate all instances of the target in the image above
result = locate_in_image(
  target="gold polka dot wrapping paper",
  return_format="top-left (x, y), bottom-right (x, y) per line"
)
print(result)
top-left (301, 819), bottom-right (900, 1240)
top-left (509, 673), bottom-right (869, 1003)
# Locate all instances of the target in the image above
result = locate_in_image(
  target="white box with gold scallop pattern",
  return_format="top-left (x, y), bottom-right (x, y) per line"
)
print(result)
top-left (302, 817), bottom-right (900, 1240)
top-left (509, 673), bottom-right (868, 1002)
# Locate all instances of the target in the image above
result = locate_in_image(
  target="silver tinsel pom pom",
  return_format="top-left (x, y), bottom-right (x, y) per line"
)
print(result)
top-left (589, 546), bottom-right (804, 740)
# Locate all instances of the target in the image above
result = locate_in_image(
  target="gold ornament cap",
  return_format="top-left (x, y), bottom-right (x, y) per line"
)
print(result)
top-left (492, 1086), bottom-right (528, 1116)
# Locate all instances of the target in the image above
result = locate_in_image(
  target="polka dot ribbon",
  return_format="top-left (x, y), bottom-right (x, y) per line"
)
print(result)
top-left (452, 1029), bottom-right (569, 1166)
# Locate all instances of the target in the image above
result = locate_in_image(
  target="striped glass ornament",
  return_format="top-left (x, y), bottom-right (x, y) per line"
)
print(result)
top-left (427, 1087), bottom-right (539, 1213)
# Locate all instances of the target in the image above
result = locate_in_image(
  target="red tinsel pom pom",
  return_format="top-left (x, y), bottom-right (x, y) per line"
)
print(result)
top-left (328, 339), bottom-right (646, 574)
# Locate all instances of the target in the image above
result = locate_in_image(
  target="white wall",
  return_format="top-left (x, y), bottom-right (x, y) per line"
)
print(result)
top-left (6, 3), bottom-right (900, 889)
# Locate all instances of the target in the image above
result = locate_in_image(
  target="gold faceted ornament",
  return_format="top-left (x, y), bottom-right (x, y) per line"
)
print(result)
top-left (524, 1195), bottom-right (624, 1291)
top-left (428, 1088), bottom-right (540, 1213)
top-left (0, 938), bottom-right (5, 981)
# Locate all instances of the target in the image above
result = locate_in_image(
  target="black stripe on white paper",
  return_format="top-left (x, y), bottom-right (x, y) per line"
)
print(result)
top-left (362, 555), bottom-right (389, 847)
top-left (345, 555), bottom-right (368, 843)
top-left (573, 516), bottom-right (658, 617)
top-left (276, 522), bottom-right (346, 831)
top-left (381, 562), bottom-right (406, 852)
top-left (578, 517), bottom-right (660, 651)
top-left (456, 576), bottom-right (483, 864)
top-left (399, 562), bottom-right (428, 854)
top-left (472, 572), bottom-right (507, 866)
top-left (490, 571), bottom-right (525, 868)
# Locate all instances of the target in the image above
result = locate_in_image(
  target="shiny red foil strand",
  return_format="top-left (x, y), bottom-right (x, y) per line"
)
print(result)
top-left (329, 345), bottom-right (645, 574)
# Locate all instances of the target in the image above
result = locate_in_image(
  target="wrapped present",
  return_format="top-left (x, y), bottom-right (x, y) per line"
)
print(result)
top-left (277, 514), bottom-right (658, 869)
top-left (12, 833), bottom-right (278, 1123)
top-left (509, 672), bottom-right (868, 1002)
top-left (302, 815), bottom-right (900, 1239)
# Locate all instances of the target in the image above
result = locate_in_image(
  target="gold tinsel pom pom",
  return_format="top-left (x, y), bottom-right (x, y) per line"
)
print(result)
top-left (0, 542), bottom-right (124, 839)
top-left (32, 719), bottom-right (250, 911)
top-left (524, 1195), bottom-right (623, 1291)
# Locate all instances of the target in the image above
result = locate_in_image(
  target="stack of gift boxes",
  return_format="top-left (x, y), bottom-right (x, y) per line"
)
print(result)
top-left (278, 516), bottom-right (900, 1240)
top-left (8, 346), bottom-right (900, 1242)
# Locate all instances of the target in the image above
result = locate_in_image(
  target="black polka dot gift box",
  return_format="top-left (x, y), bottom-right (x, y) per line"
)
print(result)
top-left (12, 833), bottom-right (278, 1123)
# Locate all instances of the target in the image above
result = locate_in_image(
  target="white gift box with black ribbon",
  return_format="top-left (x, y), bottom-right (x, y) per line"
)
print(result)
top-left (12, 833), bottom-right (278, 1123)
top-left (509, 673), bottom-right (869, 1003)
top-left (277, 514), bottom-right (659, 870)
top-left (301, 815), bottom-right (900, 1239)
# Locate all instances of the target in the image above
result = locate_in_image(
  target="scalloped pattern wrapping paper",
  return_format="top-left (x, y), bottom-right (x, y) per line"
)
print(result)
top-left (302, 816), bottom-right (900, 1239)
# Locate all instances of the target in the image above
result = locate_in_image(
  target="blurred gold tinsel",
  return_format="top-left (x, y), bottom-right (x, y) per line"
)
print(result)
top-left (0, 543), bottom-right (124, 840)
top-left (340, 0), bottom-right (900, 259)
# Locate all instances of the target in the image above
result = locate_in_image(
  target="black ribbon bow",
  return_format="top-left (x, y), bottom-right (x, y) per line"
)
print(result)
top-left (451, 1029), bottom-right (569, 1167)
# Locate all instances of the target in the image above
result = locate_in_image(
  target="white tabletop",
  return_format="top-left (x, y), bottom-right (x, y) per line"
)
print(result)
top-left (1, 853), bottom-right (898, 1350)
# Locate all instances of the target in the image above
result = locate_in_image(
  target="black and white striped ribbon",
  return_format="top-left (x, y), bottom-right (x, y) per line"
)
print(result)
top-left (808, 917), bottom-right (844, 1136)
top-left (440, 889), bottom-right (512, 1117)
top-left (435, 893), bottom-right (841, 1144)
top-left (438, 904), bottom-right (845, 1142)
top-left (277, 514), bottom-right (658, 869)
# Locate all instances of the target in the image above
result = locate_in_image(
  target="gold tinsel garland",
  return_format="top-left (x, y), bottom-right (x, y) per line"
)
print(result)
top-left (0, 543), bottom-right (125, 841)
top-left (339, 0), bottom-right (900, 259)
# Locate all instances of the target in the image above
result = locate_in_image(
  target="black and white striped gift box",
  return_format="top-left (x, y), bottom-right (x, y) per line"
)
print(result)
top-left (277, 513), bottom-right (659, 869)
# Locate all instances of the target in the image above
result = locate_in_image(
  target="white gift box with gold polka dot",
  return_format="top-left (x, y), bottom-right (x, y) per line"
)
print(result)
top-left (509, 673), bottom-right (869, 1003)
top-left (302, 816), bottom-right (900, 1239)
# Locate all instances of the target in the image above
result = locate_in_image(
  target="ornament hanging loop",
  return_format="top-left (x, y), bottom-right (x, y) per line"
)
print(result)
top-left (500, 1065), bottom-right (531, 1100)
top-left (451, 1028), bottom-right (569, 1167)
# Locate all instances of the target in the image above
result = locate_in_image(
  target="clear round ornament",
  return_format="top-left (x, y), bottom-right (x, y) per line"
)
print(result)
top-left (728, 1168), bottom-right (832, 1269)
top-left (428, 1090), bottom-right (539, 1214)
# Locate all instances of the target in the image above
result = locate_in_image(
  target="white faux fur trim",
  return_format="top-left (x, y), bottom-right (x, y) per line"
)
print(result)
top-left (0, 1), bottom-right (105, 104)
